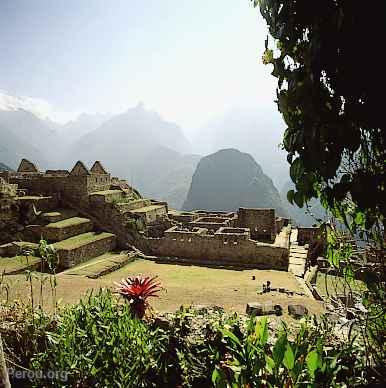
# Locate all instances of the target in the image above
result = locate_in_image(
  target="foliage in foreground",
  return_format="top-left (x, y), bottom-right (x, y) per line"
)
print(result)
top-left (2, 290), bottom-right (369, 387)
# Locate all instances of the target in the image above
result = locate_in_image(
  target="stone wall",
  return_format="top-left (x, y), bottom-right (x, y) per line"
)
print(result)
top-left (215, 227), bottom-right (251, 241)
top-left (144, 226), bottom-right (288, 270)
top-left (16, 195), bottom-right (59, 212)
top-left (131, 204), bottom-right (168, 223)
top-left (89, 190), bottom-right (125, 205)
top-left (189, 216), bottom-right (233, 231)
top-left (237, 208), bottom-right (276, 241)
top-left (168, 211), bottom-right (199, 224)
top-left (57, 235), bottom-right (116, 268)
top-left (116, 199), bottom-right (151, 212)
top-left (86, 174), bottom-right (111, 193)
top-left (42, 219), bottom-right (93, 242)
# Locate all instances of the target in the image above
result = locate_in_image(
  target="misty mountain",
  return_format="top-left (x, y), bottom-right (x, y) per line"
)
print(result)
top-left (133, 146), bottom-right (200, 209)
top-left (183, 148), bottom-right (288, 216)
top-left (59, 112), bottom-right (112, 145)
top-left (0, 109), bottom-right (54, 169)
top-left (190, 108), bottom-right (289, 189)
top-left (0, 162), bottom-right (12, 171)
top-left (66, 103), bottom-right (191, 172)
top-left (280, 181), bottom-right (327, 227)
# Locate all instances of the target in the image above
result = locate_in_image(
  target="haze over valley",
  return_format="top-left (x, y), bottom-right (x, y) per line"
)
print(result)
top-left (0, 0), bottom-right (319, 225)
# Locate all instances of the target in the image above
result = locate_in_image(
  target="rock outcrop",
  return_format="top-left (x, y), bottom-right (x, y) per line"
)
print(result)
top-left (183, 149), bottom-right (288, 216)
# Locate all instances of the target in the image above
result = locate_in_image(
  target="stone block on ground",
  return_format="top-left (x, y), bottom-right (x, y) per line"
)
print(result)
top-left (288, 304), bottom-right (308, 319)
top-left (246, 302), bottom-right (282, 316)
top-left (153, 317), bottom-right (171, 330)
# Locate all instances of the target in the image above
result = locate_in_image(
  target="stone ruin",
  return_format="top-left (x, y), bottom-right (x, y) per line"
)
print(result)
top-left (144, 208), bottom-right (292, 270)
top-left (0, 158), bottom-right (322, 276)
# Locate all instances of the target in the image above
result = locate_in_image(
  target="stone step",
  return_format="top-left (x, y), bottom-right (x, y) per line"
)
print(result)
top-left (0, 241), bottom-right (38, 257)
top-left (290, 228), bottom-right (298, 243)
top-left (62, 251), bottom-right (135, 278)
top-left (40, 208), bottom-right (78, 223)
top-left (0, 255), bottom-right (42, 275)
top-left (290, 246), bottom-right (308, 253)
top-left (54, 232), bottom-right (117, 269)
top-left (289, 253), bottom-right (308, 260)
top-left (42, 217), bottom-right (94, 242)
top-left (288, 263), bottom-right (306, 277)
top-left (289, 256), bottom-right (306, 265)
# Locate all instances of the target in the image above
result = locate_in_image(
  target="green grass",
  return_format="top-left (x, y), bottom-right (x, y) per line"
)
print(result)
top-left (90, 189), bottom-right (123, 196)
top-left (3, 259), bottom-right (324, 315)
top-left (130, 204), bottom-right (165, 213)
top-left (54, 232), bottom-right (115, 250)
top-left (0, 241), bottom-right (38, 252)
top-left (46, 217), bottom-right (91, 229)
top-left (41, 209), bottom-right (78, 221)
top-left (315, 272), bottom-right (367, 297)
top-left (0, 255), bottom-right (42, 274)
top-left (16, 196), bottom-right (51, 200)
top-left (62, 252), bottom-right (132, 278)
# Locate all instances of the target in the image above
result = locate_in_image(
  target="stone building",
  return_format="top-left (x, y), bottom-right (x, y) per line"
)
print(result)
top-left (0, 159), bottom-right (112, 207)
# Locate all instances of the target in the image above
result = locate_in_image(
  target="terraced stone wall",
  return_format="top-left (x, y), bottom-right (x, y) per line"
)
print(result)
top-left (57, 235), bottom-right (116, 268)
top-left (43, 219), bottom-right (93, 242)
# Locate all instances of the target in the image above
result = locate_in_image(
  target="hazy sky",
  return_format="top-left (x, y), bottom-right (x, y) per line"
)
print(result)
top-left (0, 0), bottom-right (278, 130)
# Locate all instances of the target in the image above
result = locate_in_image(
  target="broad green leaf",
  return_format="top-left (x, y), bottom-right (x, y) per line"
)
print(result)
top-left (255, 316), bottom-right (268, 345)
top-left (287, 189), bottom-right (295, 204)
top-left (290, 158), bottom-right (305, 182)
top-left (293, 191), bottom-right (304, 208)
top-left (272, 333), bottom-right (287, 365)
top-left (283, 343), bottom-right (295, 370)
top-left (306, 349), bottom-right (321, 378)
top-left (265, 355), bottom-right (275, 373)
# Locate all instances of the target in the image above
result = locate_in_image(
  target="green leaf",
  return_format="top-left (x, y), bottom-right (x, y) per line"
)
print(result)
top-left (287, 189), bottom-right (295, 204)
top-left (293, 191), bottom-right (304, 208)
top-left (221, 329), bottom-right (242, 347)
top-left (290, 158), bottom-right (304, 182)
top-left (265, 355), bottom-right (275, 373)
top-left (306, 349), bottom-right (321, 378)
top-left (255, 316), bottom-right (268, 345)
top-left (283, 343), bottom-right (295, 370)
top-left (272, 333), bottom-right (287, 365)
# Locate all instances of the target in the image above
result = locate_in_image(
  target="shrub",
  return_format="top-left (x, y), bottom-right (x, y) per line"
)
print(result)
top-left (31, 289), bottom-right (167, 387)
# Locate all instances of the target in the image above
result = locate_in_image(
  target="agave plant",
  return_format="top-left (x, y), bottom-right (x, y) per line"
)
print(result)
top-left (115, 275), bottom-right (162, 318)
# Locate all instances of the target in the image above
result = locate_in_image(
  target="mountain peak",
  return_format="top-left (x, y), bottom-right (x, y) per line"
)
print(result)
top-left (183, 148), bottom-right (287, 216)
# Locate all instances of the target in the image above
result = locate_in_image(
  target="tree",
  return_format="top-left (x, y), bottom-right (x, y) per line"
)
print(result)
top-left (253, 0), bottom-right (385, 235)
top-left (253, 0), bottom-right (386, 378)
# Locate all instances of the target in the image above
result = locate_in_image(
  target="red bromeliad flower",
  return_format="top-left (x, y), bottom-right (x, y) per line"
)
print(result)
top-left (114, 275), bottom-right (162, 318)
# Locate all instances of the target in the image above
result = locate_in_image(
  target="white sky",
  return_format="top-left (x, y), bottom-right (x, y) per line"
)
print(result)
top-left (0, 0), bottom-right (277, 132)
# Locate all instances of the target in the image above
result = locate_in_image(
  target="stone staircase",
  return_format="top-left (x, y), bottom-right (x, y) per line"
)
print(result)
top-left (288, 228), bottom-right (308, 277)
